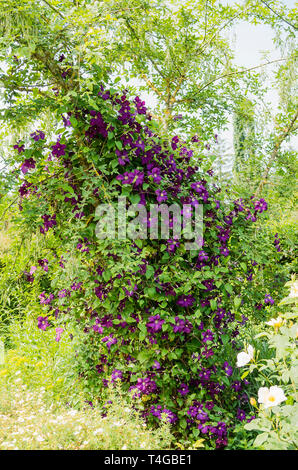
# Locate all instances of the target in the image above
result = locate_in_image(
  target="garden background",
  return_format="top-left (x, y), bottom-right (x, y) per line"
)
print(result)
top-left (0, 0), bottom-right (297, 451)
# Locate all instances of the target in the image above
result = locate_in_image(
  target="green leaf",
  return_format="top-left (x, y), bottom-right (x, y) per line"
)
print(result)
top-left (234, 296), bottom-right (242, 309)
top-left (146, 265), bottom-right (155, 279)
top-left (61, 183), bottom-right (75, 195)
top-left (129, 194), bottom-right (141, 204)
top-left (180, 418), bottom-right (187, 430)
top-left (225, 283), bottom-right (233, 295)
top-left (69, 116), bottom-right (78, 127)
top-left (103, 270), bottom-right (112, 282)
top-left (135, 239), bottom-right (143, 249)
top-left (137, 350), bottom-right (151, 364)
top-left (147, 287), bottom-right (156, 298)
top-left (254, 432), bottom-right (269, 448)
top-left (240, 262), bottom-right (247, 272)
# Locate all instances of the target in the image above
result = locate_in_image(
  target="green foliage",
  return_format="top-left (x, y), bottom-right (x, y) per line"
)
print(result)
top-left (0, 378), bottom-right (173, 450)
top-left (0, 313), bottom-right (79, 403)
top-left (238, 277), bottom-right (298, 450)
top-left (0, 0), bottom-right (297, 453)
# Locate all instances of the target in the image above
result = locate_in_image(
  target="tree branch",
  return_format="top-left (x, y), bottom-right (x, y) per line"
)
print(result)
top-left (41, 0), bottom-right (65, 19)
top-left (259, 0), bottom-right (297, 31)
top-left (255, 110), bottom-right (298, 196)
top-left (197, 57), bottom-right (290, 93)
top-left (141, 74), bottom-right (163, 98)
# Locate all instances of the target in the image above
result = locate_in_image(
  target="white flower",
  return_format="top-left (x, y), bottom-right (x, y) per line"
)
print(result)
top-left (236, 344), bottom-right (254, 367)
top-left (265, 317), bottom-right (283, 329)
top-left (93, 428), bottom-right (104, 435)
top-left (258, 386), bottom-right (286, 408)
top-left (112, 420), bottom-right (123, 427)
top-left (289, 281), bottom-right (298, 298)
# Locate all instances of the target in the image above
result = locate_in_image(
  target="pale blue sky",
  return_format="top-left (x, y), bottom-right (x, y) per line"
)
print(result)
top-left (220, 0), bottom-right (297, 156)
top-left (226, 0), bottom-right (296, 69)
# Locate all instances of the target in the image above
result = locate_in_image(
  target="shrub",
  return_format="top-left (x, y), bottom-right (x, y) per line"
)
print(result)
top-left (0, 313), bottom-right (79, 404)
top-left (4, 79), bottom-right (287, 448)
top-left (235, 276), bottom-right (298, 450)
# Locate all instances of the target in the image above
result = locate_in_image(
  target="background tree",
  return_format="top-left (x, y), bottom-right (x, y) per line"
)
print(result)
top-left (233, 98), bottom-right (257, 185)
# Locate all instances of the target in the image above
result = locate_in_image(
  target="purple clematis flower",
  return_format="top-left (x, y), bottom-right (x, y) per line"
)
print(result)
top-left (55, 327), bottom-right (64, 342)
top-left (177, 295), bottom-right (195, 308)
top-left (21, 158), bottom-right (36, 175)
top-left (37, 316), bottom-right (50, 331)
top-left (155, 189), bottom-right (168, 203)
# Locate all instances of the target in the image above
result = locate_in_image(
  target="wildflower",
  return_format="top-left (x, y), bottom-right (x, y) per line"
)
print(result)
top-left (21, 158), bottom-right (36, 175)
top-left (146, 314), bottom-right (164, 333)
top-left (111, 369), bottom-right (123, 382)
top-left (152, 360), bottom-right (161, 370)
top-left (30, 130), bottom-right (45, 141)
top-left (148, 167), bottom-right (162, 184)
top-left (198, 250), bottom-right (209, 262)
top-left (30, 266), bottom-right (37, 275)
top-left (236, 344), bottom-right (254, 367)
top-left (134, 96), bottom-right (147, 115)
top-left (37, 316), bottom-right (50, 331)
top-left (257, 386), bottom-right (286, 408)
top-left (202, 329), bottom-right (214, 343)
top-left (52, 141), bottom-right (66, 158)
top-left (93, 428), bottom-right (104, 435)
top-left (177, 383), bottom-right (189, 396)
top-left (264, 294), bottom-right (274, 305)
top-left (250, 397), bottom-right (257, 407)
top-left (155, 189), bottom-right (168, 203)
top-left (171, 136), bottom-right (179, 150)
top-left (223, 361), bottom-right (233, 377)
top-left (253, 198), bottom-right (267, 213)
top-left (58, 289), bottom-right (69, 298)
top-left (265, 317), bottom-right (283, 330)
top-left (171, 317), bottom-right (193, 334)
top-left (289, 281), bottom-right (298, 298)
top-left (55, 327), bottom-right (64, 342)
top-left (220, 246), bottom-right (229, 257)
top-left (40, 214), bottom-right (57, 234)
top-left (176, 295), bottom-right (195, 308)
top-left (13, 142), bottom-right (25, 153)
top-left (273, 233), bottom-right (281, 252)
top-left (166, 239), bottom-right (180, 254)
top-left (236, 409), bottom-right (246, 421)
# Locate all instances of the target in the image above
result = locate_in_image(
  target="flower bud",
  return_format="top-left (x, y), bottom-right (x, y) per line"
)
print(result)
top-left (250, 397), bottom-right (257, 407)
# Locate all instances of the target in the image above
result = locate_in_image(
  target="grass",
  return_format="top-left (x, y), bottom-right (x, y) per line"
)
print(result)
top-left (0, 374), bottom-right (173, 450)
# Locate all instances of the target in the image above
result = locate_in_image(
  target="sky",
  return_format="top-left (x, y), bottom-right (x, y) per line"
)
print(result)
top-left (212, 0), bottom-right (298, 168)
